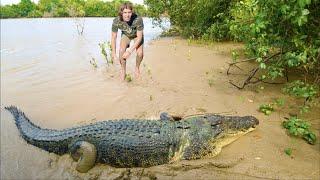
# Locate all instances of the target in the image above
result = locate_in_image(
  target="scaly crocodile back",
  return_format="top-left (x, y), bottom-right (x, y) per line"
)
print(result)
top-left (5, 106), bottom-right (182, 167)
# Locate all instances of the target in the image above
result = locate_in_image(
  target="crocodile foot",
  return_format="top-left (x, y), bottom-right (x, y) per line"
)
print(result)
top-left (70, 141), bottom-right (97, 173)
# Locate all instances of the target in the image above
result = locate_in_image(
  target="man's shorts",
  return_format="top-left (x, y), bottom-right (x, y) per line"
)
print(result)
top-left (121, 34), bottom-right (144, 49)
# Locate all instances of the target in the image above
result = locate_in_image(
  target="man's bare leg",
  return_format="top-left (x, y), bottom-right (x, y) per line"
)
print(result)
top-left (135, 38), bottom-right (144, 79)
top-left (119, 36), bottom-right (130, 81)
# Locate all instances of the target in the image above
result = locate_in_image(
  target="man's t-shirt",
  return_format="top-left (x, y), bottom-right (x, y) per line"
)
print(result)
top-left (112, 14), bottom-right (144, 39)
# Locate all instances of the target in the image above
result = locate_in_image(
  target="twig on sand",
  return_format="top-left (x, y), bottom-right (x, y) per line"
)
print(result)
top-left (227, 57), bottom-right (256, 75)
top-left (227, 52), bottom-right (285, 89)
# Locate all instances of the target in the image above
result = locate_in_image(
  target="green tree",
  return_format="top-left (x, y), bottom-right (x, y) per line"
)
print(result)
top-left (1, 0), bottom-right (149, 18)
top-left (0, 5), bottom-right (19, 18)
top-left (17, 0), bottom-right (36, 17)
top-left (84, 0), bottom-right (108, 17)
top-left (38, 0), bottom-right (61, 16)
top-left (144, 0), bottom-right (232, 39)
top-left (134, 4), bottom-right (148, 16)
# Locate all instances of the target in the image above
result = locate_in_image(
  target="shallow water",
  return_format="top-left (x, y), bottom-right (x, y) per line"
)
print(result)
top-left (1, 17), bottom-right (166, 128)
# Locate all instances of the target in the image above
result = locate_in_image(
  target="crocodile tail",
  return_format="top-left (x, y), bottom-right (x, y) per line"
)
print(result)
top-left (5, 106), bottom-right (42, 134)
top-left (5, 106), bottom-right (69, 154)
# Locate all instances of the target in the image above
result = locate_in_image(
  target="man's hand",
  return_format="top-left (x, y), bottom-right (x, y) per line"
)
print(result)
top-left (122, 49), bottom-right (132, 59)
top-left (112, 53), bottom-right (118, 62)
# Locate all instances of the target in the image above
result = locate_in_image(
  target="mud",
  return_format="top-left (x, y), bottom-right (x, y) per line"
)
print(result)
top-left (1, 37), bottom-right (319, 179)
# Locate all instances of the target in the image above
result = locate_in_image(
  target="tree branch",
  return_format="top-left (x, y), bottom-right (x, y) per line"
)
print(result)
top-left (227, 52), bottom-right (285, 89)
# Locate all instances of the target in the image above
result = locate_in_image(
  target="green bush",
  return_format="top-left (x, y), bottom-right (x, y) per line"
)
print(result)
top-left (0, 5), bottom-right (19, 18)
top-left (282, 116), bottom-right (316, 145)
top-left (229, 0), bottom-right (320, 81)
top-left (145, 0), bottom-right (233, 39)
top-left (202, 19), bottom-right (230, 41)
top-left (258, 98), bottom-right (285, 115)
top-left (283, 80), bottom-right (318, 100)
top-left (283, 80), bottom-right (319, 113)
top-left (259, 104), bottom-right (274, 115)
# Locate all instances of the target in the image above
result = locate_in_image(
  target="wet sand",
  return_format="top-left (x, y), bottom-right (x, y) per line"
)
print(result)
top-left (1, 37), bottom-right (319, 179)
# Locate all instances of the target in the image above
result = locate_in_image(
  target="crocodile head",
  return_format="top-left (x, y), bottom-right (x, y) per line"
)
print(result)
top-left (204, 114), bottom-right (259, 154)
top-left (183, 114), bottom-right (259, 138)
top-left (204, 114), bottom-right (259, 133)
top-left (176, 115), bottom-right (259, 160)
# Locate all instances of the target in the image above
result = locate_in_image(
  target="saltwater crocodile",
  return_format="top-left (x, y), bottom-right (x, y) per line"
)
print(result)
top-left (5, 106), bottom-right (259, 173)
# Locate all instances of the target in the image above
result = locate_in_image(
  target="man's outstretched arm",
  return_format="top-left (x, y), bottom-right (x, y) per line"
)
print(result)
top-left (111, 31), bottom-right (118, 61)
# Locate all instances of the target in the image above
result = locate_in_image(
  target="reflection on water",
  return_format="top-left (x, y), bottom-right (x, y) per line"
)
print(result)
top-left (1, 18), bottom-right (167, 127)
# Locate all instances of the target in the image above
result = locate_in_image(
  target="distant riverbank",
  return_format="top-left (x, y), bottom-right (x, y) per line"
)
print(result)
top-left (0, 0), bottom-right (148, 19)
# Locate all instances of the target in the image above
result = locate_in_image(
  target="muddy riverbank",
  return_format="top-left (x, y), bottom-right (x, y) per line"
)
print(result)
top-left (1, 37), bottom-right (319, 179)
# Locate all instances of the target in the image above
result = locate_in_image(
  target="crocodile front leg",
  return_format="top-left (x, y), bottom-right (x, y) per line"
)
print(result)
top-left (70, 141), bottom-right (97, 173)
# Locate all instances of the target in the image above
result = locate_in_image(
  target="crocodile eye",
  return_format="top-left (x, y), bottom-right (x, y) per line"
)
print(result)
top-left (210, 120), bottom-right (221, 126)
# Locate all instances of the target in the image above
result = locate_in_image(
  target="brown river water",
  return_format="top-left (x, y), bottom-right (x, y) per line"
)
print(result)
top-left (1, 18), bottom-right (319, 179)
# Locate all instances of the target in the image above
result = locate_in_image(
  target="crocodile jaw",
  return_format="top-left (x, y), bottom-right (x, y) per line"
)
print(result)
top-left (206, 127), bottom-right (256, 158)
